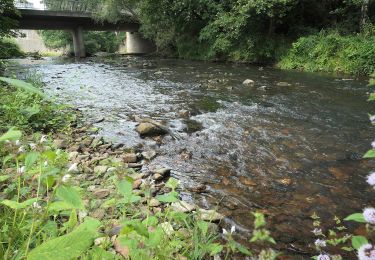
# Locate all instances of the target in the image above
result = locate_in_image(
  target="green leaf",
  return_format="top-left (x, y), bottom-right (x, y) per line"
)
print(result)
top-left (252, 212), bottom-right (266, 228)
top-left (28, 218), bottom-right (100, 260)
top-left (208, 243), bottom-right (224, 256)
top-left (89, 246), bottom-right (116, 260)
top-left (0, 175), bottom-right (10, 182)
top-left (155, 191), bottom-right (178, 203)
top-left (66, 209), bottom-right (78, 231)
top-left (165, 177), bottom-right (179, 191)
top-left (48, 201), bottom-right (74, 212)
top-left (25, 152), bottom-right (40, 169)
top-left (368, 93), bottom-right (375, 101)
top-left (117, 180), bottom-right (133, 197)
top-left (56, 186), bottom-right (84, 210)
top-left (1, 198), bottom-right (38, 210)
top-left (0, 129), bottom-right (22, 142)
top-left (352, 235), bottom-right (368, 249)
top-left (0, 77), bottom-right (45, 97)
top-left (344, 213), bottom-right (366, 223)
top-left (197, 221), bottom-right (209, 236)
top-left (235, 243), bottom-right (252, 256)
top-left (363, 149), bottom-right (375, 158)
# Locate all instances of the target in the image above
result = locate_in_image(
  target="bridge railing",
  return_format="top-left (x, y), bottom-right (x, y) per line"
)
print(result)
top-left (14, 0), bottom-right (89, 12)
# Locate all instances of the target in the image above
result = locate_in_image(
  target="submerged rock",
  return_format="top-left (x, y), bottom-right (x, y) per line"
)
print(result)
top-left (136, 122), bottom-right (167, 136)
top-left (243, 79), bottom-right (255, 86)
top-left (276, 81), bottom-right (292, 87)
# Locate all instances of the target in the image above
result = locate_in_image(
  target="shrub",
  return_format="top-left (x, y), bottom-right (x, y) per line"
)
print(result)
top-left (0, 38), bottom-right (24, 59)
top-left (278, 30), bottom-right (375, 75)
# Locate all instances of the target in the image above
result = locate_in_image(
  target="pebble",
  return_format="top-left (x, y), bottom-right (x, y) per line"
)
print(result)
top-left (243, 79), bottom-right (255, 86)
top-left (93, 189), bottom-right (110, 199)
top-left (94, 165), bottom-right (108, 175)
top-left (132, 179), bottom-right (142, 189)
top-left (198, 209), bottom-right (224, 222)
top-left (149, 198), bottom-right (161, 207)
top-left (123, 153), bottom-right (138, 163)
top-left (142, 150), bottom-right (157, 160)
top-left (171, 201), bottom-right (196, 213)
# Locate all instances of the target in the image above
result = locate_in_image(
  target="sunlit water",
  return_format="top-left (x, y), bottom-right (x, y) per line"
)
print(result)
top-left (10, 56), bottom-right (375, 255)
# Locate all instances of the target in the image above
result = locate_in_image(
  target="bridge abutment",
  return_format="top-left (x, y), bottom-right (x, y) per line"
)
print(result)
top-left (126, 32), bottom-right (155, 54)
top-left (72, 27), bottom-right (86, 57)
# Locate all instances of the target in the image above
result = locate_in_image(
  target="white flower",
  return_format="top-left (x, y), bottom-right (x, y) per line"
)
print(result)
top-left (317, 254), bottom-right (330, 260)
top-left (62, 174), bottom-right (71, 183)
top-left (230, 225), bottom-right (236, 234)
top-left (40, 135), bottom-right (48, 143)
top-left (32, 202), bottom-right (41, 209)
top-left (222, 228), bottom-right (228, 235)
top-left (43, 161), bottom-right (48, 167)
top-left (29, 143), bottom-right (37, 150)
top-left (372, 140), bottom-right (375, 149)
top-left (367, 172), bottom-right (375, 188)
top-left (17, 166), bottom-right (26, 174)
top-left (314, 239), bottom-right (326, 248)
top-left (18, 146), bottom-right (26, 153)
top-left (15, 140), bottom-right (20, 146)
top-left (67, 163), bottom-right (79, 173)
top-left (358, 243), bottom-right (375, 260)
top-left (363, 208), bottom-right (375, 224)
top-left (312, 228), bottom-right (323, 236)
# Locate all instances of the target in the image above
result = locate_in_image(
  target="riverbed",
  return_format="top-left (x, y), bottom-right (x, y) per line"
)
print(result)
top-left (10, 55), bottom-right (375, 255)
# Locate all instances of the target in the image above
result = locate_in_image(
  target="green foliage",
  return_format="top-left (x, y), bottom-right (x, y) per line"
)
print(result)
top-left (344, 213), bottom-right (366, 223)
top-left (0, 0), bottom-right (19, 39)
top-left (39, 30), bottom-right (125, 56)
top-left (0, 38), bottom-right (24, 59)
top-left (278, 30), bottom-right (375, 75)
top-left (0, 76), bottom-right (74, 133)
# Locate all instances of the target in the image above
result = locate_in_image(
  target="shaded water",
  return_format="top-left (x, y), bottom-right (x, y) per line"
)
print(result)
top-left (12, 56), bottom-right (375, 255)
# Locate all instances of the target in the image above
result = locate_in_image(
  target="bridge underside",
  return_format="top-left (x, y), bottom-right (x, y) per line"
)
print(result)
top-left (14, 9), bottom-right (154, 57)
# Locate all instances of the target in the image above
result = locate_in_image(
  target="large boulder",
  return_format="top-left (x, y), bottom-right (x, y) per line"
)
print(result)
top-left (136, 122), bottom-right (167, 136)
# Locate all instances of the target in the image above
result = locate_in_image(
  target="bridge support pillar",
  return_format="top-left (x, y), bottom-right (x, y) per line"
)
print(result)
top-left (72, 27), bottom-right (86, 58)
top-left (126, 32), bottom-right (155, 54)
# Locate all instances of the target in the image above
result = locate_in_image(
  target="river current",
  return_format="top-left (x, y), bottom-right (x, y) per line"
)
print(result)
top-left (11, 56), bottom-right (375, 256)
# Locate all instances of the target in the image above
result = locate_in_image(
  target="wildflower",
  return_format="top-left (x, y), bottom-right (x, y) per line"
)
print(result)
top-left (231, 225), bottom-right (236, 234)
top-left (367, 172), bottom-right (375, 187)
top-left (315, 239), bottom-right (327, 248)
top-left (317, 254), bottom-right (330, 260)
top-left (358, 244), bottom-right (375, 260)
top-left (363, 208), bottom-right (375, 224)
top-left (312, 228), bottom-right (323, 236)
top-left (62, 174), bottom-right (71, 183)
top-left (15, 140), bottom-right (20, 146)
top-left (18, 146), bottom-right (26, 153)
top-left (222, 228), bottom-right (228, 235)
top-left (67, 163), bottom-right (79, 173)
top-left (32, 202), bottom-right (41, 209)
top-left (17, 166), bottom-right (26, 174)
top-left (29, 143), bottom-right (37, 150)
top-left (371, 115), bottom-right (375, 124)
top-left (43, 161), bottom-right (48, 167)
top-left (372, 141), bottom-right (375, 149)
top-left (40, 135), bottom-right (48, 143)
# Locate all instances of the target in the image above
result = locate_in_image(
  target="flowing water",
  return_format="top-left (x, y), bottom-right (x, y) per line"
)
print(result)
top-left (11, 56), bottom-right (375, 256)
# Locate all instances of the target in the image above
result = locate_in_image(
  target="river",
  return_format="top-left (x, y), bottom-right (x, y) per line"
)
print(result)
top-left (10, 55), bottom-right (375, 256)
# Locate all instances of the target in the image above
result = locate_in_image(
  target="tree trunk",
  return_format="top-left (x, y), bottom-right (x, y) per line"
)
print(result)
top-left (360, 0), bottom-right (369, 30)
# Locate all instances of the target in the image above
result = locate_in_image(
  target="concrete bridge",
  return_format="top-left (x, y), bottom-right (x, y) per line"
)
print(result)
top-left (11, 1), bottom-right (154, 57)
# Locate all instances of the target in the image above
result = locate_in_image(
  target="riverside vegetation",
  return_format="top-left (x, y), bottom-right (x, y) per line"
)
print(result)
top-left (0, 76), bottom-right (278, 259)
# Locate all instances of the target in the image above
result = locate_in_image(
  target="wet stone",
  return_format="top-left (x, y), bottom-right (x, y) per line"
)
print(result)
top-left (136, 122), bottom-right (167, 136)
top-left (198, 209), bottom-right (224, 222)
top-left (142, 150), bottom-right (157, 160)
top-left (123, 153), bottom-right (138, 163)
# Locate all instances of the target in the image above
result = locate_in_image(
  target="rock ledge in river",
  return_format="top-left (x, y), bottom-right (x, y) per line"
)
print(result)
top-left (136, 122), bottom-right (167, 136)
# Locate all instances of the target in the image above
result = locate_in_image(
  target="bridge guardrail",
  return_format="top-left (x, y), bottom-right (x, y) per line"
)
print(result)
top-left (14, 0), bottom-right (89, 12)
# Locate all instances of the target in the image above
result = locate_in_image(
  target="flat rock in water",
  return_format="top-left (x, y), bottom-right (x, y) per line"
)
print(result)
top-left (276, 81), bottom-right (292, 87)
top-left (198, 209), bottom-right (224, 222)
top-left (171, 201), bottom-right (196, 213)
top-left (136, 122), bottom-right (167, 136)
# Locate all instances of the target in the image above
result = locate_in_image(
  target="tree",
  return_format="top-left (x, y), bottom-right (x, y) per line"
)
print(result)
top-left (0, 0), bottom-right (20, 38)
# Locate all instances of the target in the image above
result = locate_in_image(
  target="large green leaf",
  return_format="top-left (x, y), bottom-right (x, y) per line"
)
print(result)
top-left (344, 213), bottom-right (366, 223)
top-left (351, 235), bottom-right (368, 250)
top-left (363, 149), bottom-right (375, 158)
top-left (0, 129), bottom-right (22, 142)
top-left (56, 186), bottom-right (84, 210)
top-left (25, 152), bottom-right (40, 169)
top-left (1, 198), bottom-right (38, 210)
top-left (0, 77), bottom-right (45, 97)
top-left (27, 218), bottom-right (101, 260)
top-left (155, 191), bottom-right (178, 203)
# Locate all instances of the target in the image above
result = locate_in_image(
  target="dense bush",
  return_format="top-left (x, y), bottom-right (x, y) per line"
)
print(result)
top-left (0, 38), bottom-right (24, 59)
top-left (39, 30), bottom-right (125, 56)
top-left (278, 31), bottom-right (375, 75)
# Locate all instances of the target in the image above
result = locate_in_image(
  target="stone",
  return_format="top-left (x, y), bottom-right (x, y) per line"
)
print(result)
top-left (243, 79), bottom-right (255, 86)
top-left (53, 139), bottom-right (68, 149)
top-left (81, 137), bottom-right (94, 147)
top-left (178, 110), bottom-right (190, 118)
top-left (136, 122), bottom-right (167, 136)
top-left (68, 151), bottom-right (79, 159)
top-left (114, 239), bottom-right (129, 258)
top-left (198, 209), bottom-right (224, 222)
top-left (149, 198), bottom-right (161, 207)
top-left (277, 178), bottom-right (293, 186)
top-left (171, 201), bottom-right (196, 213)
top-left (142, 150), bottom-right (157, 160)
top-left (160, 222), bottom-right (174, 236)
top-left (123, 153), bottom-right (138, 163)
top-left (93, 189), bottom-right (110, 199)
top-left (91, 208), bottom-right (106, 220)
top-left (154, 168), bottom-right (170, 177)
top-left (132, 179), bottom-right (142, 189)
top-left (153, 173), bottom-right (163, 181)
top-left (67, 163), bottom-right (79, 174)
top-left (94, 165), bottom-right (108, 175)
top-left (276, 81), bottom-right (292, 87)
